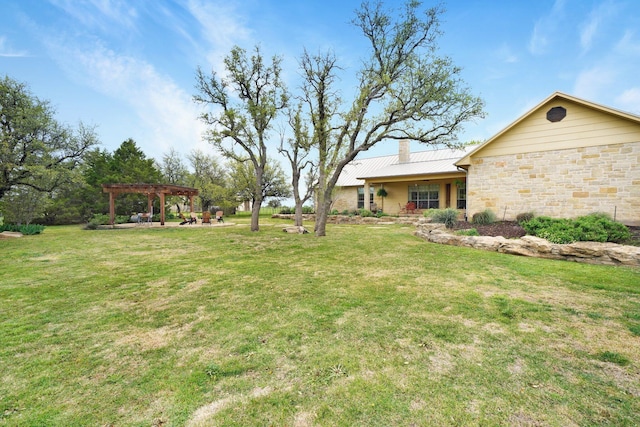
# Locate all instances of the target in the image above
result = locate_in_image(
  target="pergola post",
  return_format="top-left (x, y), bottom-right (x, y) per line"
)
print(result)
top-left (160, 192), bottom-right (166, 225)
top-left (109, 191), bottom-right (115, 227)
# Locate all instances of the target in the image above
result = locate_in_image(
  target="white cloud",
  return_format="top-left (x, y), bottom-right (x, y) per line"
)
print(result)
top-left (0, 36), bottom-right (29, 57)
top-left (44, 35), bottom-right (208, 159)
top-left (615, 88), bottom-right (640, 115)
top-left (573, 66), bottom-right (616, 100)
top-left (528, 0), bottom-right (566, 55)
top-left (496, 44), bottom-right (518, 64)
top-left (48, 0), bottom-right (138, 32)
top-left (615, 30), bottom-right (640, 55)
top-left (185, 0), bottom-right (252, 74)
top-left (579, 0), bottom-right (617, 53)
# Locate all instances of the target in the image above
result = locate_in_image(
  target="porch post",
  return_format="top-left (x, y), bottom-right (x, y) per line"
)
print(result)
top-left (363, 181), bottom-right (370, 211)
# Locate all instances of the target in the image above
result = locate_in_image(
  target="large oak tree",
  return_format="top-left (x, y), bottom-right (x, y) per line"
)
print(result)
top-left (0, 76), bottom-right (98, 201)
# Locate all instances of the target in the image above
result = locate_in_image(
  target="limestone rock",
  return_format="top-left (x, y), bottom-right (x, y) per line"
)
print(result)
top-left (0, 231), bottom-right (23, 238)
top-left (282, 226), bottom-right (309, 234)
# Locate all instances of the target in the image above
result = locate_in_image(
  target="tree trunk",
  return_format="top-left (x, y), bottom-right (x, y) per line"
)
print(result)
top-left (251, 196), bottom-right (262, 231)
top-left (294, 202), bottom-right (303, 227)
top-left (314, 194), bottom-right (332, 237)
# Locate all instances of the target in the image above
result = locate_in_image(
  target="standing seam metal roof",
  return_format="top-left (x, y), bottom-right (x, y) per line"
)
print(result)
top-left (336, 146), bottom-right (475, 187)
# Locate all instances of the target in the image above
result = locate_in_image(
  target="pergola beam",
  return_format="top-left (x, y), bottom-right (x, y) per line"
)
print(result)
top-left (102, 183), bottom-right (199, 226)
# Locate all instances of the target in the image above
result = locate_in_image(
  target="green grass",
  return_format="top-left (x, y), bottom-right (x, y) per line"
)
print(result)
top-left (1, 218), bottom-right (639, 426)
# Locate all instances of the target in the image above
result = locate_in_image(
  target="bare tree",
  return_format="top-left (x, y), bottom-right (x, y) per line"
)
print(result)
top-left (279, 105), bottom-right (317, 226)
top-left (194, 46), bottom-right (288, 231)
top-left (301, 1), bottom-right (485, 236)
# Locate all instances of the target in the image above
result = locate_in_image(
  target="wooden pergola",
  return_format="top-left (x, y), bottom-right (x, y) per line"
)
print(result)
top-left (102, 183), bottom-right (199, 226)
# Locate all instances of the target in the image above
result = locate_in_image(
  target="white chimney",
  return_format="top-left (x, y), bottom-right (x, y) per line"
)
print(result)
top-left (399, 139), bottom-right (410, 163)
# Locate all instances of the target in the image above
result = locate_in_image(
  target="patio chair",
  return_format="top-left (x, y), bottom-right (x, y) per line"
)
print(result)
top-left (216, 211), bottom-right (224, 223)
top-left (179, 212), bottom-right (197, 225)
top-left (202, 211), bottom-right (211, 225)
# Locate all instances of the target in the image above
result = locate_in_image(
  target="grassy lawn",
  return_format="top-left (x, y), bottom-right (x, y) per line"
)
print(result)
top-left (1, 218), bottom-right (639, 426)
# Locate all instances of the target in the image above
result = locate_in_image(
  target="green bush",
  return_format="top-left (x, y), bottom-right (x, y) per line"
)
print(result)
top-left (279, 206), bottom-right (293, 214)
top-left (575, 213), bottom-right (630, 243)
top-left (472, 209), bottom-right (496, 225)
top-left (521, 213), bottom-right (631, 244)
top-left (359, 209), bottom-right (373, 217)
top-left (516, 212), bottom-right (535, 224)
top-left (537, 220), bottom-right (580, 244)
top-left (455, 228), bottom-right (479, 236)
top-left (430, 208), bottom-right (459, 229)
top-left (330, 209), bottom-right (339, 215)
top-left (302, 206), bottom-right (315, 214)
top-left (0, 224), bottom-right (45, 235)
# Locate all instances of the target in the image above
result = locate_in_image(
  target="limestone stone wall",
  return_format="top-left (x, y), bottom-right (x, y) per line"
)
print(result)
top-left (467, 141), bottom-right (640, 225)
top-left (415, 223), bottom-right (640, 267)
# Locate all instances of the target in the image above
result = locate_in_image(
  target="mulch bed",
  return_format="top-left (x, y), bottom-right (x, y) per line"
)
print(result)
top-left (452, 221), bottom-right (527, 239)
top-left (451, 221), bottom-right (640, 245)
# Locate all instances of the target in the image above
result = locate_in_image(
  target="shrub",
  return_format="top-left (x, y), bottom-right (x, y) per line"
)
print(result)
top-left (359, 209), bottom-right (373, 217)
top-left (279, 206), bottom-right (293, 214)
top-left (520, 216), bottom-right (554, 236)
top-left (536, 220), bottom-right (580, 244)
top-left (302, 206), bottom-right (315, 214)
top-left (472, 209), bottom-right (496, 225)
top-left (0, 224), bottom-right (45, 235)
top-left (516, 212), bottom-right (535, 225)
top-left (430, 208), bottom-right (459, 229)
top-left (456, 228), bottom-right (479, 236)
top-left (330, 209), bottom-right (339, 215)
top-left (576, 213), bottom-right (630, 243)
top-left (521, 213), bottom-right (631, 244)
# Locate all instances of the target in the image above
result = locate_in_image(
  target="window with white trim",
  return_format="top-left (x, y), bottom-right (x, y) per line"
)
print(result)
top-left (457, 183), bottom-right (466, 209)
top-left (409, 184), bottom-right (439, 209)
top-left (357, 187), bottom-right (374, 209)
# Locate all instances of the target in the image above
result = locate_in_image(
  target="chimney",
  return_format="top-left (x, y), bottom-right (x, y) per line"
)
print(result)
top-left (399, 139), bottom-right (410, 163)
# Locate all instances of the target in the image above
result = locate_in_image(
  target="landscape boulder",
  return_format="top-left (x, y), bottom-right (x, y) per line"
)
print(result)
top-left (414, 224), bottom-right (640, 267)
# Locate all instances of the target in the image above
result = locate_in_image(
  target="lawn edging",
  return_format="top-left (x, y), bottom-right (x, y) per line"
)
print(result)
top-left (415, 223), bottom-right (640, 267)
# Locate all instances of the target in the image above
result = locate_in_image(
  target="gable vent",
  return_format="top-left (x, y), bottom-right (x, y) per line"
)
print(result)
top-left (547, 106), bottom-right (567, 122)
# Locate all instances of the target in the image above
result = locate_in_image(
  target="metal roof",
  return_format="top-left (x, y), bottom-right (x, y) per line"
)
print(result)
top-left (336, 146), bottom-right (474, 187)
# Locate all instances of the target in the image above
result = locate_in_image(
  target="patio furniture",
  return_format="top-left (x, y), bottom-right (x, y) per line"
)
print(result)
top-left (216, 211), bottom-right (224, 223)
top-left (202, 211), bottom-right (211, 225)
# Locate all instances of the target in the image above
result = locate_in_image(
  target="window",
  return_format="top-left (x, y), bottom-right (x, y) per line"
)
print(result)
top-left (357, 187), bottom-right (374, 209)
top-left (408, 184), bottom-right (439, 209)
top-left (457, 183), bottom-right (466, 209)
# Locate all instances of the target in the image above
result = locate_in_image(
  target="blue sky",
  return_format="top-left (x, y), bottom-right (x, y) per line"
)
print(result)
top-left (2, 0), bottom-right (640, 163)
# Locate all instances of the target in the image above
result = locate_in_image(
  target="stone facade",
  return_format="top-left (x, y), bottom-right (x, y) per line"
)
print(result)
top-left (467, 141), bottom-right (640, 226)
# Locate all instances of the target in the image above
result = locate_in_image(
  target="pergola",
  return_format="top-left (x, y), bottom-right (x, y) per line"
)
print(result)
top-left (102, 183), bottom-right (199, 226)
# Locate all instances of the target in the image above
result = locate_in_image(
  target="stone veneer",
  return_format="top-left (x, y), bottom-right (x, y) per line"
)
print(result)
top-left (467, 141), bottom-right (640, 226)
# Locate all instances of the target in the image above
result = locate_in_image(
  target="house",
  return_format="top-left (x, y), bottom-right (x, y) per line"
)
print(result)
top-left (334, 92), bottom-right (640, 226)
top-left (333, 141), bottom-right (473, 216)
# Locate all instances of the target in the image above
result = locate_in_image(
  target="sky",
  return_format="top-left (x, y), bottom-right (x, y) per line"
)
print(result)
top-left (2, 0), bottom-right (640, 164)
